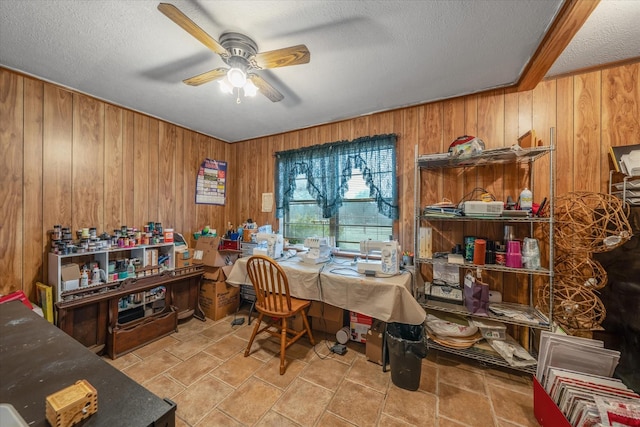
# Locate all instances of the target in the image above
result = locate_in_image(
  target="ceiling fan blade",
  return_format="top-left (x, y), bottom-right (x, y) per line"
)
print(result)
top-left (250, 45), bottom-right (310, 70)
top-left (248, 74), bottom-right (284, 102)
top-left (157, 3), bottom-right (229, 57)
top-left (183, 68), bottom-right (227, 86)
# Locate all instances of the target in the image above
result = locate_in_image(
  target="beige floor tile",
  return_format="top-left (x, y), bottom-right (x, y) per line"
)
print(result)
top-left (438, 383), bottom-right (495, 427)
top-left (255, 410), bottom-right (302, 427)
top-left (122, 350), bottom-right (182, 384)
top-left (300, 356), bottom-right (350, 391)
top-left (437, 417), bottom-right (469, 427)
top-left (167, 351), bottom-right (222, 386)
top-left (383, 385), bottom-right (437, 426)
top-left (489, 384), bottom-right (538, 427)
top-left (195, 408), bottom-right (244, 427)
top-left (142, 373), bottom-right (186, 399)
top-left (484, 368), bottom-right (533, 396)
top-left (272, 378), bottom-right (334, 426)
top-left (231, 320), bottom-right (259, 341)
top-left (418, 362), bottom-right (438, 394)
top-left (255, 357), bottom-right (307, 389)
top-left (176, 416), bottom-right (190, 427)
top-left (179, 318), bottom-right (210, 334)
top-left (203, 334), bottom-right (248, 360)
top-left (378, 413), bottom-right (416, 426)
top-left (346, 356), bottom-right (390, 393)
top-left (211, 352), bottom-right (265, 387)
top-left (172, 374), bottom-right (234, 426)
top-left (437, 362), bottom-right (486, 395)
top-left (327, 379), bottom-right (385, 427)
top-left (133, 335), bottom-right (180, 359)
top-left (286, 339), bottom-right (317, 363)
top-left (165, 333), bottom-right (214, 360)
top-left (201, 319), bottom-right (238, 341)
top-left (102, 351), bottom-right (141, 370)
top-left (316, 412), bottom-right (356, 426)
top-left (217, 377), bottom-right (283, 425)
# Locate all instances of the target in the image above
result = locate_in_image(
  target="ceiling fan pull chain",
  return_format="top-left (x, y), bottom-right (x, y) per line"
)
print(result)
top-left (236, 88), bottom-right (241, 104)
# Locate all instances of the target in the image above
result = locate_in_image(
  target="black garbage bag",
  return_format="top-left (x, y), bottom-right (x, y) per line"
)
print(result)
top-left (385, 322), bottom-right (427, 391)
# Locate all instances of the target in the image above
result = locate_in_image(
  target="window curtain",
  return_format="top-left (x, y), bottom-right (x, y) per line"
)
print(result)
top-left (275, 134), bottom-right (398, 219)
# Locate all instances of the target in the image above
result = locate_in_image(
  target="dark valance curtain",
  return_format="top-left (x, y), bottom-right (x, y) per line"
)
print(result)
top-left (275, 134), bottom-right (398, 219)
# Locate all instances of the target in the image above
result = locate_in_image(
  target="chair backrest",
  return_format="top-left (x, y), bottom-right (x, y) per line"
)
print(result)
top-left (246, 255), bottom-right (293, 315)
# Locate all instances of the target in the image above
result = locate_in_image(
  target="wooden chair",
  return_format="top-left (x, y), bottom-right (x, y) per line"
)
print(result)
top-left (243, 255), bottom-right (315, 374)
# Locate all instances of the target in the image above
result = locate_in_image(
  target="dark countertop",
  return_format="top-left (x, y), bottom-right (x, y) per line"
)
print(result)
top-left (0, 301), bottom-right (175, 426)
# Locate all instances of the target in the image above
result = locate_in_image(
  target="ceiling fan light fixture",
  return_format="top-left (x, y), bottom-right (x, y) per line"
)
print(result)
top-left (227, 67), bottom-right (246, 88)
top-left (243, 79), bottom-right (258, 97)
top-left (218, 78), bottom-right (233, 94)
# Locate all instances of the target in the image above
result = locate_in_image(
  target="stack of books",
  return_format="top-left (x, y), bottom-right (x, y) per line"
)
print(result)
top-left (535, 331), bottom-right (639, 426)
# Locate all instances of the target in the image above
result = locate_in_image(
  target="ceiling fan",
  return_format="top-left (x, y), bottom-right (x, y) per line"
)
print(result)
top-left (158, 3), bottom-right (310, 102)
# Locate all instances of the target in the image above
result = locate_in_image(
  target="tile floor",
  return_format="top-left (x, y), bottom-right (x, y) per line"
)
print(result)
top-left (104, 313), bottom-right (539, 427)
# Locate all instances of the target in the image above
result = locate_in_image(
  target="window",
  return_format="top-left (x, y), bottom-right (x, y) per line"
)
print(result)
top-left (275, 134), bottom-right (398, 251)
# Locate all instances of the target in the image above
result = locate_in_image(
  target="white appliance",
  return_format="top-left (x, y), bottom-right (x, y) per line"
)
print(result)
top-left (356, 240), bottom-right (400, 277)
top-left (301, 237), bottom-right (331, 264)
top-left (253, 233), bottom-right (284, 259)
top-left (462, 201), bottom-right (504, 216)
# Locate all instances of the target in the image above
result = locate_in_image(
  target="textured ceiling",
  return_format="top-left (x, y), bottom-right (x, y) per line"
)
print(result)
top-left (1, 1), bottom-right (639, 143)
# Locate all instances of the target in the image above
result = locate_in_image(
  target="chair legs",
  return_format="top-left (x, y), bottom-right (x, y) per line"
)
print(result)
top-left (301, 311), bottom-right (315, 345)
top-left (244, 313), bottom-right (263, 357)
top-left (243, 310), bottom-right (315, 376)
top-left (280, 317), bottom-right (287, 375)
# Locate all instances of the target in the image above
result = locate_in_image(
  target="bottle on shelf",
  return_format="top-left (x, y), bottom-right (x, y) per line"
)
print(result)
top-left (520, 187), bottom-right (533, 211)
top-left (127, 260), bottom-right (136, 278)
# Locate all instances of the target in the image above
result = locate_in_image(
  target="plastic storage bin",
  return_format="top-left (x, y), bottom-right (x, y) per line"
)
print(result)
top-left (385, 322), bottom-right (427, 391)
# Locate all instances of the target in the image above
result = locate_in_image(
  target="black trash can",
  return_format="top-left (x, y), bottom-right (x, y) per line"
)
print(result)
top-left (385, 322), bottom-right (427, 391)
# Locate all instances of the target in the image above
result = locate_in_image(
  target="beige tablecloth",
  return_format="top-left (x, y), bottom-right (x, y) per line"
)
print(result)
top-left (226, 256), bottom-right (426, 325)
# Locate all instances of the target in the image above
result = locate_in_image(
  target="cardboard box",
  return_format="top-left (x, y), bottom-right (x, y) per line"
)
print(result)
top-left (366, 319), bottom-right (386, 365)
top-left (199, 279), bottom-right (239, 321)
top-left (350, 311), bottom-right (373, 343)
top-left (308, 301), bottom-right (344, 334)
top-left (287, 312), bottom-right (305, 331)
top-left (174, 248), bottom-right (192, 268)
top-left (175, 256), bottom-right (192, 268)
top-left (193, 236), bottom-right (239, 267)
top-left (60, 263), bottom-right (80, 292)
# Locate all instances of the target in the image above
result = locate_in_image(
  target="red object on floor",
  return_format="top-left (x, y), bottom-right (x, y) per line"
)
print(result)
top-left (533, 376), bottom-right (571, 427)
top-left (0, 290), bottom-right (33, 309)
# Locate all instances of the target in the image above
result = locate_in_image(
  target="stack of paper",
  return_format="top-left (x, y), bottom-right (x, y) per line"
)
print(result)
top-left (620, 150), bottom-right (640, 176)
top-left (536, 331), bottom-right (640, 426)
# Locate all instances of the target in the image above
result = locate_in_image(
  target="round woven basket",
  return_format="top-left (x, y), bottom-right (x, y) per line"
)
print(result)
top-left (537, 280), bottom-right (606, 332)
top-left (554, 254), bottom-right (608, 290)
top-left (553, 192), bottom-right (632, 254)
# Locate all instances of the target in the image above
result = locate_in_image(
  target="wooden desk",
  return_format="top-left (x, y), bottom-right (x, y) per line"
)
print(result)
top-left (226, 256), bottom-right (426, 325)
top-left (0, 301), bottom-right (176, 427)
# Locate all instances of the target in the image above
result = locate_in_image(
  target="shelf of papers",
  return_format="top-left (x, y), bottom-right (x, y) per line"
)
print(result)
top-left (427, 339), bottom-right (537, 375)
top-left (422, 299), bottom-right (549, 329)
top-left (609, 171), bottom-right (640, 206)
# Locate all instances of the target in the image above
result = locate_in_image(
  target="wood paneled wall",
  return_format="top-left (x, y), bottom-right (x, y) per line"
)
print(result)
top-left (229, 62), bottom-right (639, 247)
top-left (1, 68), bottom-right (231, 299)
top-left (1, 61), bottom-right (639, 300)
